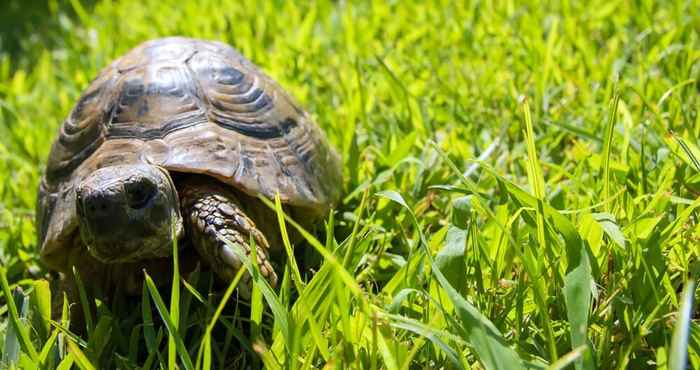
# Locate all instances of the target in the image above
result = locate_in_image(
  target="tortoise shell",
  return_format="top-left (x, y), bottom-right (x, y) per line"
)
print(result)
top-left (37, 37), bottom-right (341, 267)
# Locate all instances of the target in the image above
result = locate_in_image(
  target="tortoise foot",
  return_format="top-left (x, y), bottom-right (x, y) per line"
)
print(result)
top-left (180, 181), bottom-right (278, 298)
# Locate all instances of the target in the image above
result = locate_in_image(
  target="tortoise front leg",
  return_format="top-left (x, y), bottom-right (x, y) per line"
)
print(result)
top-left (179, 182), bottom-right (278, 297)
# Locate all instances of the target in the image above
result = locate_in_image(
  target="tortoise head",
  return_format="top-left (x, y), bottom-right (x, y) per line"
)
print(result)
top-left (75, 164), bottom-right (183, 263)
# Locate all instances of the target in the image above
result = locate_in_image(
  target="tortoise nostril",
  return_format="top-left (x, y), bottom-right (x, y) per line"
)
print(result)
top-left (125, 177), bottom-right (157, 209)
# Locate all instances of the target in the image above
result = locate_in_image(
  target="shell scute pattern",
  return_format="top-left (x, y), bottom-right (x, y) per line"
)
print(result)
top-left (38, 37), bottom-right (342, 262)
top-left (187, 51), bottom-right (279, 137)
top-left (107, 64), bottom-right (206, 140)
top-left (46, 71), bottom-right (116, 182)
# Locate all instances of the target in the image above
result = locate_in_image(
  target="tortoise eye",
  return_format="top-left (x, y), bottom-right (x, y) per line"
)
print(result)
top-left (125, 177), bottom-right (156, 209)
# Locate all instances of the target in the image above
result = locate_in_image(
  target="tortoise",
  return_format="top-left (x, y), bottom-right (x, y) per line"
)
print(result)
top-left (36, 37), bottom-right (341, 297)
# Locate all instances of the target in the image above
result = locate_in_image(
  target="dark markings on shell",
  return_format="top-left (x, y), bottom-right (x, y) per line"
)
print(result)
top-left (211, 114), bottom-right (298, 140)
top-left (107, 111), bottom-right (209, 140)
top-left (241, 155), bottom-right (253, 175)
top-left (107, 65), bottom-right (206, 139)
top-left (209, 86), bottom-right (274, 114)
top-left (279, 123), bottom-right (317, 199)
top-left (120, 79), bottom-right (144, 106)
top-left (280, 118), bottom-right (298, 135)
top-left (137, 100), bottom-right (149, 117)
top-left (215, 66), bottom-right (244, 85)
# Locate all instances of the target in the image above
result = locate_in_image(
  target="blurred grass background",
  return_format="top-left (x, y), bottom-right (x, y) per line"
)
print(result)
top-left (1, 0), bottom-right (699, 369)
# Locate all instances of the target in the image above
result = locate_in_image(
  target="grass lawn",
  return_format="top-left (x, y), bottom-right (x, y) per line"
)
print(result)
top-left (1, 0), bottom-right (700, 368)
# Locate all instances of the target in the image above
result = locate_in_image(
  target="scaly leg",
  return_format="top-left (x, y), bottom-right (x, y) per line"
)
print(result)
top-left (179, 181), bottom-right (277, 297)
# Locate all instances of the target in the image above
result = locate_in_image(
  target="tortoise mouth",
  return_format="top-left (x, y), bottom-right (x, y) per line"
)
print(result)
top-left (80, 211), bottom-right (185, 263)
top-left (85, 235), bottom-right (180, 263)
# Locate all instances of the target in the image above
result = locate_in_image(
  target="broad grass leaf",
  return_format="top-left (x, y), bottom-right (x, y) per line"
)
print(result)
top-left (630, 216), bottom-right (662, 240)
top-left (433, 196), bottom-right (471, 295)
top-left (384, 131), bottom-right (418, 167)
top-left (436, 226), bottom-right (467, 294)
top-left (577, 213), bottom-right (604, 258)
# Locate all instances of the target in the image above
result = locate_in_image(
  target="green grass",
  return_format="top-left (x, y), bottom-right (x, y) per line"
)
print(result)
top-left (1, 0), bottom-right (700, 368)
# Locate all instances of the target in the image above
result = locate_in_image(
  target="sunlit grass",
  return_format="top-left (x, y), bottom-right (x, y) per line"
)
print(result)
top-left (1, 0), bottom-right (700, 369)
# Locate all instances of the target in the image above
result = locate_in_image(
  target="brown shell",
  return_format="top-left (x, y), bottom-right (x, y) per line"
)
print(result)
top-left (37, 37), bottom-right (342, 264)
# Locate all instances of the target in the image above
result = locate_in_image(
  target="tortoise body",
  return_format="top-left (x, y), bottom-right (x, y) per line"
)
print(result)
top-left (37, 37), bottom-right (341, 285)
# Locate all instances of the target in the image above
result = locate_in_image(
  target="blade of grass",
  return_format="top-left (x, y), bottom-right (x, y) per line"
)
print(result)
top-left (169, 221), bottom-right (181, 370)
top-left (602, 93), bottom-right (621, 211)
top-left (253, 340), bottom-right (282, 370)
top-left (56, 356), bottom-right (75, 370)
top-left (498, 179), bottom-right (595, 370)
top-left (274, 193), bottom-right (305, 293)
top-left (257, 195), bottom-right (363, 297)
top-left (141, 282), bottom-right (157, 353)
top-left (50, 320), bottom-right (88, 349)
top-left (383, 312), bottom-right (465, 370)
top-left (344, 188), bottom-right (370, 267)
top-left (143, 272), bottom-right (194, 370)
top-left (143, 330), bottom-right (165, 370)
top-left (669, 279), bottom-right (696, 370)
top-left (0, 267), bottom-right (39, 362)
top-left (2, 287), bottom-right (24, 367)
top-left (223, 238), bottom-right (290, 350)
top-left (249, 236), bottom-right (264, 369)
top-left (66, 339), bottom-right (96, 370)
top-left (432, 140), bottom-right (595, 369)
top-left (30, 279), bottom-right (51, 340)
top-left (195, 266), bottom-right (246, 370)
top-left (547, 346), bottom-right (587, 370)
top-left (71, 267), bottom-right (93, 336)
top-left (522, 100), bottom-right (558, 362)
top-left (672, 134), bottom-right (700, 173)
top-left (38, 329), bottom-right (59, 365)
top-left (374, 326), bottom-right (400, 370)
top-left (377, 190), bottom-right (523, 370)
